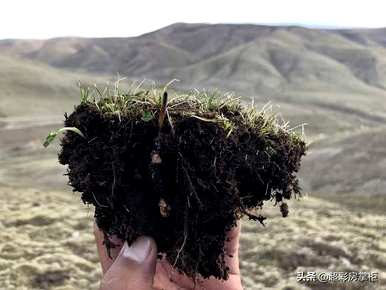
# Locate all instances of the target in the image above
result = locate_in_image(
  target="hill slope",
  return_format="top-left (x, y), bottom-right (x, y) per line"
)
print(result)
top-left (301, 127), bottom-right (386, 195)
top-left (2, 23), bottom-right (386, 135)
top-left (0, 53), bottom-right (109, 124)
top-left (3, 23), bottom-right (386, 93)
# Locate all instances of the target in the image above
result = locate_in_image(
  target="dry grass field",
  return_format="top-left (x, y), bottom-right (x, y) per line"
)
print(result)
top-left (1, 177), bottom-right (385, 289)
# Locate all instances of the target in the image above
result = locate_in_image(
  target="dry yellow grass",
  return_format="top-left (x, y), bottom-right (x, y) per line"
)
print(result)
top-left (1, 184), bottom-right (385, 290)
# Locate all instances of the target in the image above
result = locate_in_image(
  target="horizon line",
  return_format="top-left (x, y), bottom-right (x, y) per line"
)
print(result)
top-left (1, 22), bottom-right (385, 41)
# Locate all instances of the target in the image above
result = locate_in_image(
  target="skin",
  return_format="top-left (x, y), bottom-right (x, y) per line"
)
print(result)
top-left (94, 223), bottom-right (243, 290)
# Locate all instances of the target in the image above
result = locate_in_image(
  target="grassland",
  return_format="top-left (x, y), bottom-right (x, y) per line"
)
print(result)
top-left (1, 179), bottom-right (385, 289)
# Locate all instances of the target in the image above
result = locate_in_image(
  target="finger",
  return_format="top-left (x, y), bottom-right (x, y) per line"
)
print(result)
top-left (193, 273), bottom-right (243, 290)
top-left (94, 222), bottom-right (124, 273)
top-left (101, 237), bottom-right (157, 290)
top-left (154, 261), bottom-right (190, 290)
top-left (224, 222), bottom-right (241, 275)
top-left (160, 266), bottom-right (242, 290)
top-left (196, 222), bottom-right (242, 289)
top-left (155, 259), bottom-right (193, 288)
top-left (159, 222), bottom-right (242, 289)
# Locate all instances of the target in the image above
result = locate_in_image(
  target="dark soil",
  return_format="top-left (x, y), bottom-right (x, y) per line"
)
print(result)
top-left (58, 96), bottom-right (306, 280)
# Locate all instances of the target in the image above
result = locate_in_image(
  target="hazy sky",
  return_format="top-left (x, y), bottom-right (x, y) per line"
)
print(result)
top-left (1, 0), bottom-right (386, 39)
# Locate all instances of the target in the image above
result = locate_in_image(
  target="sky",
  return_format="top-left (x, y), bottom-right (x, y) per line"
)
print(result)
top-left (1, 0), bottom-right (386, 39)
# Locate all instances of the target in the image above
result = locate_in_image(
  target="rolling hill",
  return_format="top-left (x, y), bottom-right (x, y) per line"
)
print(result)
top-left (301, 127), bottom-right (386, 195)
top-left (2, 23), bottom-right (386, 136)
top-left (1, 23), bottom-right (386, 197)
top-left (0, 53), bottom-right (110, 120)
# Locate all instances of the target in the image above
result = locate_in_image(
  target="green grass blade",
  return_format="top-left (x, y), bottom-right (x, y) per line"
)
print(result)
top-left (43, 127), bottom-right (85, 148)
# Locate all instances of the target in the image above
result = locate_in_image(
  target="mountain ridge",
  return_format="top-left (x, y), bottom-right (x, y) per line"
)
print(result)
top-left (2, 23), bottom-right (386, 135)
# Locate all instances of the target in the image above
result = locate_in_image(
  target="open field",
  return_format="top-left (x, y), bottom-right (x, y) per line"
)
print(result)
top-left (1, 184), bottom-right (385, 290)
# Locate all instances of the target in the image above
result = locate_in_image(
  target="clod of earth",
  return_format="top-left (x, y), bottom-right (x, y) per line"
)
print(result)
top-left (48, 84), bottom-right (307, 280)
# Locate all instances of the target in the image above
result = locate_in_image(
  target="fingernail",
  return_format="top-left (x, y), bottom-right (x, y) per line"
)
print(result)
top-left (121, 237), bottom-right (151, 262)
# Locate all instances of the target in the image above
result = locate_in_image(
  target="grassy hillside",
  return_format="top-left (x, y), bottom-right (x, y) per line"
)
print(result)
top-left (301, 127), bottom-right (386, 195)
top-left (0, 53), bottom-right (108, 120)
top-left (2, 23), bottom-right (386, 136)
top-left (3, 23), bottom-right (386, 95)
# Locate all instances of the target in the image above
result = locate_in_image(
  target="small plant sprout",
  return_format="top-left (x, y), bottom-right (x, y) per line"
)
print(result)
top-left (141, 111), bottom-right (154, 122)
top-left (43, 127), bottom-right (86, 148)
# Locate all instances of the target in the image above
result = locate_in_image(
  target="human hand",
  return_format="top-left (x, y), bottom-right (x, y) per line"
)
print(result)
top-left (94, 223), bottom-right (243, 290)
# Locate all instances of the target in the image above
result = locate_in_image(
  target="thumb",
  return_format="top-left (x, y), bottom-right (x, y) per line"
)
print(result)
top-left (100, 236), bottom-right (157, 290)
